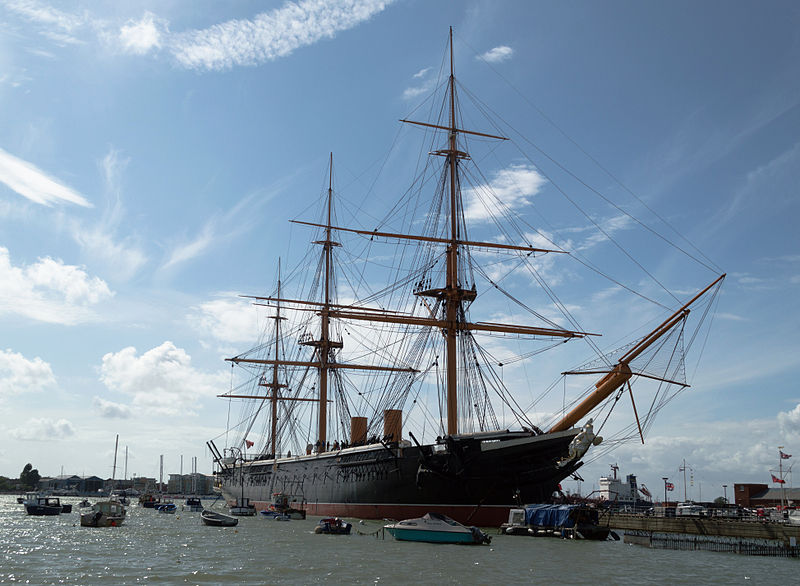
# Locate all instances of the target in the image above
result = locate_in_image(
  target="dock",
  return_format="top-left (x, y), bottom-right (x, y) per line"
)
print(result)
top-left (606, 512), bottom-right (800, 555)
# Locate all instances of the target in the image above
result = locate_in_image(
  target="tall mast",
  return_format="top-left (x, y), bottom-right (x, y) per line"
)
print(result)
top-left (319, 153), bottom-right (335, 448)
top-left (112, 433), bottom-right (119, 484)
top-left (269, 261), bottom-right (284, 456)
top-left (444, 26), bottom-right (460, 435)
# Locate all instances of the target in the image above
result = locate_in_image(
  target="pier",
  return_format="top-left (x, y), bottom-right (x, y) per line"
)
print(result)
top-left (607, 513), bottom-right (800, 556)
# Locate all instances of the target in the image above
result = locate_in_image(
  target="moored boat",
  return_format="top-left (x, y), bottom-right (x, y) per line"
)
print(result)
top-left (315, 517), bottom-right (352, 534)
top-left (259, 492), bottom-right (306, 520)
top-left (185, 497), bottom-right (203, 512)
top-left (25, 496), bottom-right (64, 516)
top-left (80, 500), bottom-right (127, 527)
top-left (384, 512), bottom-right (490, 545)
top-left (229, 497), bottom-right (256, 516)
top-left (201, 510), bottom-right (239, 527)
top-left (155, 502), bottom-right (177, 514)
top-left (500, 504), bottom-right (616, 540)
top-left (139, 493), bottom-right (160, 508)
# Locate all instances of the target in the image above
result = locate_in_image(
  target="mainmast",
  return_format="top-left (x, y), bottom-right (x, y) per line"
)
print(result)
top-left (444, 27), bottom-right (460, 435)
top-left (318, 152), bottom-right (336, 448)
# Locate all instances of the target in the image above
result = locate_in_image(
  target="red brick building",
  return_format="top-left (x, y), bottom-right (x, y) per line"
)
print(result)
top-left (734, 483), bottom-right (800, 507)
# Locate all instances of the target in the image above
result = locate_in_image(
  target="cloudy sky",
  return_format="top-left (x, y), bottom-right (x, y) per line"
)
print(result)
top-left (1, 0), bottom-right (799, 501)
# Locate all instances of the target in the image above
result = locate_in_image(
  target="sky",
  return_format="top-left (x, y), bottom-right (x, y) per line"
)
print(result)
top-left (1, 0), bottom-right (799, 502)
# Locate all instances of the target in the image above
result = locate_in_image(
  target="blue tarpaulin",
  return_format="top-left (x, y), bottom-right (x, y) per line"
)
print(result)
top-left (524, 504), bottom-right (576, 528)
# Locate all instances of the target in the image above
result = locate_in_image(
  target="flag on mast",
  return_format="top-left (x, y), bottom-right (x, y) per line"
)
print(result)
top-left (771, 474), bottom-right (786, 484)
top-left (780, 450), bottom-right (792, 459)
top-left (245, 439), bottom-right (254, 448)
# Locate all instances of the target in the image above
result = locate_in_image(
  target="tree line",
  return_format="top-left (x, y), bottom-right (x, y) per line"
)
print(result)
top-left (0, 463), bottom-right (41, 492)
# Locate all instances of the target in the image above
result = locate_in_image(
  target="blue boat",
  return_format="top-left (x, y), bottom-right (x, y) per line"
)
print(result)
top-left (155, 502), bottom-right (177, 514)
top-left (500, 504), bottom-right (615, 540)
top-left (384, 512), bottom-right (490, 545)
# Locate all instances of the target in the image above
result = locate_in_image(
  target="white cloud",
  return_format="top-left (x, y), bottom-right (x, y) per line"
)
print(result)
top-left (403, 78), bottom-right (436, 100)
top-left (10, 417), bottom-right (75, 441)
top-left (92, 396), bottom-right (132, 419)
top-left (72, 227), bottom-right (147, 282)
top-left (161, 222), bottom-right (216, 270)
top-left (170, 0), bottom-right (396, 71)
top-left (100, 341), bottom-right (228, 416)
top-left (576, 214), bottom-right (633, 251)
top-left (0, 147), bottom-right (91, 207)
top-left (412, 67), bottom-right (431, 79)
top-left (7, 1), bottom-right (395, 71)
top-left (119, 11), bottom-right (165, 55)
top-left (464, 163), bottom-right (546, 222)
top-left (0, 349), bottom-right (56, 399)
top-left (191, 296), bottom-right (261, 345)
top-left (0, 247), bottom-right (114, 324)
top-left (4, 0), bottom-right (87, 34)
top-left (69, 148), bottom-right (147, 281)
top-left (479, 45), bottom-right (513, 64)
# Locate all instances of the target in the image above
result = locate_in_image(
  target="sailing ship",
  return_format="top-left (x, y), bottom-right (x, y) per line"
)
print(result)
top-left (208, 29), bottom-right (724, 526)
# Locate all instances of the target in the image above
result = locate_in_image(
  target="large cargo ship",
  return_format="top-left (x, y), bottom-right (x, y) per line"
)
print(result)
top-left (208, 29), bottom-right (723, 527)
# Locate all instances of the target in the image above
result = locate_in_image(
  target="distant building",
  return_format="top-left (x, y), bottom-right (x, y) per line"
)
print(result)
top-left (38, 475), bottom-right (104, 494)
top-left (734, 483), bottom-right (800, 507)
top-left (167, 473), bottom-right (214, 495)
top-left (132, 477), bottom-right (158, 493)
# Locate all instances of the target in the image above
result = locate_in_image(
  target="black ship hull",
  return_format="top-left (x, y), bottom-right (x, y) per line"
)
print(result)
top-left (217, 428), bottom-right (581, 526)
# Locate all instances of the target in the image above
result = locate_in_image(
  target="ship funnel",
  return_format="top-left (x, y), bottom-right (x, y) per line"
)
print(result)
top-left (351, 417), bottom-right (367, 445)
top-left (383, 409), bottom-right (402, 443)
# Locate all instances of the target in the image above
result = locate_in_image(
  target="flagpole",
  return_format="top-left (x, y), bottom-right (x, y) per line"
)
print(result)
top-left (779, 446), bottom-right (785, 511)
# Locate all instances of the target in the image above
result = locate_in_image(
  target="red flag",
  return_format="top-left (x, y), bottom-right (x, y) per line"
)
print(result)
top-left (771, 474), bottom-right (786, 484)
top-left (666, 482), bottom-right (674, 491)
top-left (780, 451), bottom-right (792, 459)
top-left (245, 440), bottom-right (254, 448)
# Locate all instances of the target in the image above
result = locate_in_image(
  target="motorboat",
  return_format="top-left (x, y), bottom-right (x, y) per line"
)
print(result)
top-left (185, 497), bottom-right (203, 512)
top-left (25, 496), bottom-right (64, 516)
top-left (201, 509), bottom-right (239, 527)
top-left (80, 500), bottom-right (127, 527)
top-left (315, 517), bottom-right (352, 534)
top-left (384, 512), bottom-right (491, 545)
top-left (139, 493), bottom-right (160, 508)
top-left (155, 502), bottom-right (177, 514)
top-left (260, 494), bottom-right (306, 520)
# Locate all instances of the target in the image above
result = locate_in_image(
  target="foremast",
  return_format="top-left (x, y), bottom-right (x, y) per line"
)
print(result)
top-left (226, 154), bottom-right (416, 452)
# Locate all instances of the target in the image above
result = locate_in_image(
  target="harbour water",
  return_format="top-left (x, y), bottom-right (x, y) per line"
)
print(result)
top-left (1, 495), bottom-right (795, 584)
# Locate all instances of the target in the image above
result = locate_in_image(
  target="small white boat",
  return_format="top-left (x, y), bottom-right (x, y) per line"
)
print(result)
top-left (384, 512), bottom-right (491, 545)
top-left (201, 510), bottom-right (239, 527)
top-left (80, 500), bottom-right (127, 527)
